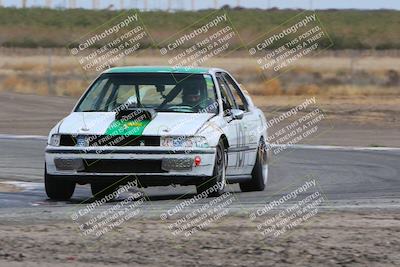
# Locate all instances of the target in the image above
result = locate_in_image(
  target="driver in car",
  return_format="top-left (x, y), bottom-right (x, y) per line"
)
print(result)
top-left (181, 84), bottom-right (217, 112)
top-left (182, 86), bottom-right (201, 108)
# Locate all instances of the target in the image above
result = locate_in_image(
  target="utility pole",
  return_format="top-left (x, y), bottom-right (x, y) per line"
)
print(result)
top-left (45, 0), bottom-right (52, 8)
top-left (47, 49), bottom-right (54, 95)
top-left (167, 0), bottom-right (171, 11)
top-left (69, 0), bottom-right (76, 9)
top-left (22, 0), bottom-right (27, 8)
top-left (191, 0), bottom-right (195, 11)
top-left (92, 0), bottom-right (100, 9)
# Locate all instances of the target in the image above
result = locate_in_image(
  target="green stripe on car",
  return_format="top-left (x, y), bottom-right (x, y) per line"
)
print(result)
top-left (105, 119), bottom-right (150, 136)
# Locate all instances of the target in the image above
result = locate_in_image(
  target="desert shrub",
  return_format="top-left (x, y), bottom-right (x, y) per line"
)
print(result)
top-left (252, 79), bottom-right (283, 95)
top-left (292, 84), bottom-right (321, 95)
top-left (1, 74), bottom-right (48, 95)
top-left (386, 70), bottom-right (399, 86)
top-left (55, 79), bottom-right (89, 97)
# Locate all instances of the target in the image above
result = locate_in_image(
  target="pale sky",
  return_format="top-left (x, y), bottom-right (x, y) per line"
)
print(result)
top-left (2, 0), bottom-right (400, 10)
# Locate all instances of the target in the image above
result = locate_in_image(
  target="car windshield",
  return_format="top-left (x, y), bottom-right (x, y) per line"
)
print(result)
top-left (75, 73), bottom-right (218, 113)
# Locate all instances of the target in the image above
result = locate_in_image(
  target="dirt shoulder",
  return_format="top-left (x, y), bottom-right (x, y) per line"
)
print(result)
top-left (0, 210), bottom-right (399, 266)
top-left (0, 92), bottom-right (76, 136)
top-left (255, 95), bottom-right (400, 147)
top-left (0, 92), bottom-right (399, 147)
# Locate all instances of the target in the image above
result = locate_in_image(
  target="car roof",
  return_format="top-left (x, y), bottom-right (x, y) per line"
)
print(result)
top-left (103, 66), bottom-right (225, 74)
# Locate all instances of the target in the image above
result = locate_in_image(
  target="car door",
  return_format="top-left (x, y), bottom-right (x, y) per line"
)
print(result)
top-left (215, 73), bottom-right (246, 176)
top-left (222, 73), bottom-right (259, 174)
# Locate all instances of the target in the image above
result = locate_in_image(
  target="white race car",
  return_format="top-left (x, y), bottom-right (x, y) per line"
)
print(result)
top-left (45, 66), bottom-right (270, 200)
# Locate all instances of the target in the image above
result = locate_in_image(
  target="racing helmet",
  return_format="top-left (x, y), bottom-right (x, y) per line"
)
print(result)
top-left (182, 83), bottom-right (201, 105)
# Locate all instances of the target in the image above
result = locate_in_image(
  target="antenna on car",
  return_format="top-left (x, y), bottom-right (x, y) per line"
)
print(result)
top-left (81, 112), bottom-right (89, 131)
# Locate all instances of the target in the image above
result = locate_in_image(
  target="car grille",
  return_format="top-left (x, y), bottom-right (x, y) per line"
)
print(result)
top-left (82, 159), bottom-right (166, 173)
top-left (59, 135), bottom-right (160, 147)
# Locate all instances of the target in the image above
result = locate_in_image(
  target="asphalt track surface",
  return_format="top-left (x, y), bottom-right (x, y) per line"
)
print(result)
top-left (0, 137), bottom-right (399, 220)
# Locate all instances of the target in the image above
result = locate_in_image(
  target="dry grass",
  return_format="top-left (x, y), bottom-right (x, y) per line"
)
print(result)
top-left (2, 74), bottom-right (398, 98)
top-left (1, 74), bottom-right (88, 97)
top-left (2, 62), bottom-right (45, 72)
top-left (0, 51), bottom-right (399, 97)
top-left (292, 84), bottom-right (321, 95)
top-left (322, 85), bottom-right (400, 96)
top-left (3, 75), bottom-right (48, 95)
top-left (245, 82), bottom-right (399, 97)
top-left (55, 80), bottom-right (89, 97)
top-left (1, 62), bottom-right (78, 74)
top-left (249, 79), bottom-right (283, 95)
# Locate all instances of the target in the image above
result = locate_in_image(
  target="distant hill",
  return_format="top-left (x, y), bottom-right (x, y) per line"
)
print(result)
top-left (0, 7), bottom-right (399, 49)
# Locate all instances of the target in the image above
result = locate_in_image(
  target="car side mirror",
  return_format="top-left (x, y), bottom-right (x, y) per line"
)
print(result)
top-left (231, 109), bottom-right (244, 120)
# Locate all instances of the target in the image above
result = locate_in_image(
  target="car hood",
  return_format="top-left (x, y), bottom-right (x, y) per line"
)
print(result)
top-left (57, 112), bottom-right (215, 136)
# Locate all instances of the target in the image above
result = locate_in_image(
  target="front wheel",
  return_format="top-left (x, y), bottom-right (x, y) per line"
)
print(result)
top-left (196, 140), bottom-right (226, 197)
top-left (239, 140), bottom-right (269, 192)
top-left (45, 168), bottom-right (76, 200)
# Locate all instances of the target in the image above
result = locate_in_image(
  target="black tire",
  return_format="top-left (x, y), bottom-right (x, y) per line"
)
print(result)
top-left (91, 182), bottom-right (119, 200)
top-left (45, 169), bottom-right (76, 201)
top-left (239, 139), bottom-right (268, 192)
top-left (196, 140), bottom-right (227, 197)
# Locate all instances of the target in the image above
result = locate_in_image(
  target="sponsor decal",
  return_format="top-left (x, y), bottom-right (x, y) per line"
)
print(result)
top-left (105, 119), bottom-right (151, 136)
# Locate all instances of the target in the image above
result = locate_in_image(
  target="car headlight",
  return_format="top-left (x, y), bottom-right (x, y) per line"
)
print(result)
top-left (160, 136), bottom-right (209, 148)
top-left (50, 134), bottom-right (61, 146)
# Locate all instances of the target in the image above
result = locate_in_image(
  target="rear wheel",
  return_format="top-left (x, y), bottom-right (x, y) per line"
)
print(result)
top-left (196, 140), bottom-right (226, 197)
top-left (239, 139), bottom-right (268, 192)
top-left (45, 168), bottom-right (76, 201)
top-left (91, 182), bottom-right (119, 200)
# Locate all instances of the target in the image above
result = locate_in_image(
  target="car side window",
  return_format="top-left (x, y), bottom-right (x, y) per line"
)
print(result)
top-left (216, 75), bottom-right (236, 113)
top-left (222, 73), bottom-right (248, 111)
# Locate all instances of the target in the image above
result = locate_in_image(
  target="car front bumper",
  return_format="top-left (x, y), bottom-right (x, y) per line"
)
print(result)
top-left (45, 145), bottom-right (216, 186)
